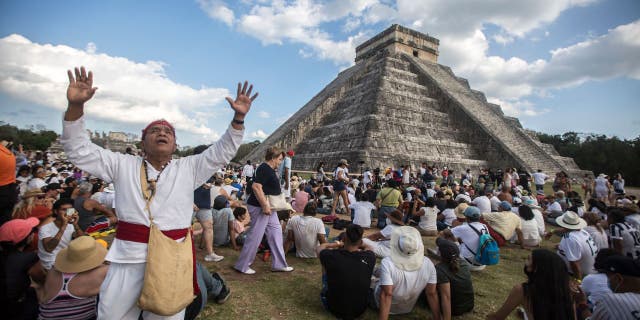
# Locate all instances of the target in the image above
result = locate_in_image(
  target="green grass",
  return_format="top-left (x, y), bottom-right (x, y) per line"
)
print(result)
top-left (196, 226), bottom-right (563, 320)
top-left (194, 182), bottom-right (640, 319)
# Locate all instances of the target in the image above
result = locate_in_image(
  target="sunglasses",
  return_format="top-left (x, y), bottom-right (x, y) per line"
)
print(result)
top-left (36, 195), bottom-right (46, 199)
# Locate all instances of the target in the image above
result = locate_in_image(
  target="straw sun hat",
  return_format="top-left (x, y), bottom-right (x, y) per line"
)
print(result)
top-left (54, 236), bottom-right (107, 273)
top-left (555, 211), bottom-right (587, 230)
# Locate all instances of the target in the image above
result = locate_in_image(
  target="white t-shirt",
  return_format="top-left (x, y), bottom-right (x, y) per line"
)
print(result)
top-left (441, 208), bottom-right (457, 226)
top-left (546, 201), bottom-right (562, 213)
top-left (402, 170), bottom-right (410, 184)
top-left (451, 222), bottom-right (489, 262)
top-left (558, 229), bottom-right (598, 276)
top-left (418, 206), bottom-right (439, 232)
top-left (426, 189), bottom-right (436, 198)
top-left (285, 215), bottom-right (325, 258)
top-left (581, 273), bottom-right (612, 307)
top-left (609, 222), bottom-right (640, 259)
top-left (363, 171), bottom-right (372, 185)
top-left (490, 196), bottom-right (501, 212)
top-left (584, 225), bottom-right (609, 250)
top-left (520, 218), bottom-right (541, 246)
top-left (242, 164), bottom-right (254, 178)
top-left (334, 167), bottom-right (348, 181)
top-left (532, 172), bottom-right (548, 185)
top-left (471, 196), bottom-right (491, 214)
top-left (350, 201), bottom-right (375, 228)
top-left (532, 208), bottom-right (546, 236)
top-left (374, 257), bottom-right (437, 315)
top-left (38, 221), bottom-right (75, 270)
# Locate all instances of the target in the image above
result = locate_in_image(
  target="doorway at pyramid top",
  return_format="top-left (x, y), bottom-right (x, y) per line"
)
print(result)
top-left (354, 24), bottom-right (440, 65)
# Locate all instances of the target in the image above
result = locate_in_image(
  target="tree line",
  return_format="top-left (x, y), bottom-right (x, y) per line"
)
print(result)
top-left (537, 132), bottom-right (640, 186)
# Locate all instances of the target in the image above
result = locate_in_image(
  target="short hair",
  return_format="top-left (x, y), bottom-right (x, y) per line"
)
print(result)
top-left (608, 208), bottom-right (626, 224)
top-left (53, 198), bottom-right (74, 211)
top-left (233, 207), bottom-right (247, 220)
top-left (264, 146), bottom-right (284, 161)
top-left (303, 202), bottom-right (317, 216)
top-left (345, 224), bottom-right (364, 244)
top-left (78, 182), bottom-right (93, 195)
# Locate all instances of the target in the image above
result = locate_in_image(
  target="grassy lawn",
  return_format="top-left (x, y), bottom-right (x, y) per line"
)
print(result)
top-left (194, 183), bottom-right (639, 319)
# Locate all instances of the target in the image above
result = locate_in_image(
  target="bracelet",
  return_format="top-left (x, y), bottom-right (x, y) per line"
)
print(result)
top-left (232, 119), bottom-right (245, 125)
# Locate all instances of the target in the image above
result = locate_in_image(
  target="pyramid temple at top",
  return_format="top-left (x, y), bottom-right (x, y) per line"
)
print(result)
top-left (243, 24), bottom-right (589, 177)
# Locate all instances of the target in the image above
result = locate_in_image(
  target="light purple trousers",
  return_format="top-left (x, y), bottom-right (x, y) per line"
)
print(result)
top-left (234, 204), bottom-right (288, 272)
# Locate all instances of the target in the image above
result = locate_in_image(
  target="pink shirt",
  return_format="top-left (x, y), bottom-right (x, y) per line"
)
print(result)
top-left (293, 191), bottom-right (310, 213)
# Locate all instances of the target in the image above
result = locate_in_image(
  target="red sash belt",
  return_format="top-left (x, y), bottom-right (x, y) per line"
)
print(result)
top-left (115, 221), bottom-right (200, 296)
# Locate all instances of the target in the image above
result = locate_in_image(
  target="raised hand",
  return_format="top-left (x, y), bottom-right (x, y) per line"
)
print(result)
top-left (67, 66), bottom-right (98, 106)
top-left (225, 81), bottom-right (258, 117)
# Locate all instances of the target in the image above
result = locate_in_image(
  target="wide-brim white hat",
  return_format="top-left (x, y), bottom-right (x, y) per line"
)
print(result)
top-left (555, 211), bottom-right (587, 230)
top-left (390, 226), bottom-right (424, 271)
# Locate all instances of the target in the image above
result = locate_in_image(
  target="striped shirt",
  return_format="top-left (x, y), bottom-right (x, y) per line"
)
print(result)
top-left (39, 273), bottom-right (97, 320)
top-left (591, 292), bottom-right (640, 320)
top-left (609, 222), bottom-right (640, 259)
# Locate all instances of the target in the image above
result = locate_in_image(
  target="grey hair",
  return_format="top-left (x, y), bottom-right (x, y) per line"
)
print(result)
top-left (78, 182), bottom-right (93, 195)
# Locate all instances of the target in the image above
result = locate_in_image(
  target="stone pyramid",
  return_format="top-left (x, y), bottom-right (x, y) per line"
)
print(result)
top-left (244, 24), bottom-right (589, 177)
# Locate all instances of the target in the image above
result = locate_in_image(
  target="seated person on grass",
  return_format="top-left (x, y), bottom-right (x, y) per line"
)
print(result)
top-left (230, 207), bottom-right (250, 251)
top-left (349, 192), bottom-right (376, 229)
top-left (211, 195), bottom-right (234, 247)
top-left (283, 202), bottom-right (327, 258)
top-left (482, 201), bottom-right (524, 248)
top-left (435, 237), bottom-right (474, 318)
top-left (318, 224), bottom-right (375, 320)
top-left (373, 226), bottom-right (441, 320)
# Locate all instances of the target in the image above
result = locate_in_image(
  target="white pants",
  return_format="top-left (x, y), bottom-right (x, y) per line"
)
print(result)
top-left (98, 262), bottom-right (186, 320)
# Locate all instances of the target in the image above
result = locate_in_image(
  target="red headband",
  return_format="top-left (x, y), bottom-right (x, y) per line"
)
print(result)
top-left (141, 119), bottom-right (175, 140)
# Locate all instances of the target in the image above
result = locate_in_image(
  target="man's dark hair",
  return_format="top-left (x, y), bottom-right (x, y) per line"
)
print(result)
top-left (246, 160), bottom-right (251, 164)
top-left (608, 208), bottom-right (627, 224)
top-left (303, 201), bottom-right (317, 216)
top-left (345, 224), bottom-right (364, 244)
top-left (65, 177), bottom-right (76, 185)
top-left (518, 205), bottom-right (534, 221)
top-left (53, 198), bottom-right (74, 211)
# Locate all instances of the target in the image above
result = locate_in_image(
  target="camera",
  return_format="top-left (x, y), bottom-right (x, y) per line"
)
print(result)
top-left (66, 208), bottom-right (75, 217)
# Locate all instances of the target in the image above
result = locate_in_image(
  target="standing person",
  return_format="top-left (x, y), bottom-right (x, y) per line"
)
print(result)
top-left (0, 137), bottom-right (18, 226)
top-left (593, 174), bottom-right (610, 203)
top-left (315, 162), bottom-right (330, 183)
top-left (612, 173), bottom-right (625, 197)
top-left (435, 237), bottom-right (474, 318)
top-left (555, 211), bottom-right (598, 279)
top-left (373, 226), bottom-right (441, 320)
top-left (318, 224), bottom-right (375, 319)
top-left (330, 159), bottom-right (351, 216)
top-left (193, 168), bottom-right (224, 262)
top-left (582, 174), bottom-right (594, 199)
top-left (234, 146), bottom-right (293, 275)
top-left (488, 249), bottom-right (576, 320)
top-left (278, 150), bottom-right (293, 200)
top-left (402, 165), bottom-right (410, 185)
top-left (531, 169), bottom-right (549, 192)
top-left (362, 167), bottom-right (373, 187)
top-left (241, 160), bottom-right (254, 182)
top-left (61, 67), bottom-right (256, 319)
top-left (518, 169), bottom-right (531, 192)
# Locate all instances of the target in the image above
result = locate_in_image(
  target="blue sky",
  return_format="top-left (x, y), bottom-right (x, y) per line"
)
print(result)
top-left (1, 0), bottom-right (638, 148)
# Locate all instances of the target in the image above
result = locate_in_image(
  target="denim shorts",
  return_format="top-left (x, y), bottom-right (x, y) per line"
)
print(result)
top-left (195, 209), bottom-right (213, 222)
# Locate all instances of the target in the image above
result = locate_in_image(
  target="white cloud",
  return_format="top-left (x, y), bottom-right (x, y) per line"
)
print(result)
top-left (249, 129), bottom-right (269, 140)
top-left (197, 0), bottom-right (637, 119)
top-left (85, 42), bottom-right (97, 54)
top-left (257, 110), bottom-right (270, 118)
top-left (0, 34), bottom-right (231, 141)
top-left (197, 0), bottom-right (235, 26)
